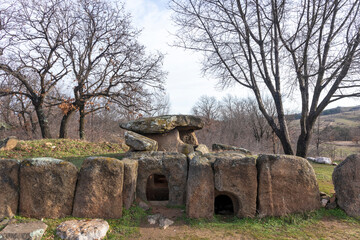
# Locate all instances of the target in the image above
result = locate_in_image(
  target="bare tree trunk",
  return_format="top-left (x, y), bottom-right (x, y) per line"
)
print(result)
top-left (59, 110), bottom-right (75, 138)
top-left (34, 105), bottom-right (52, 139)
top-left (79, 105), bottom-right (85, 139)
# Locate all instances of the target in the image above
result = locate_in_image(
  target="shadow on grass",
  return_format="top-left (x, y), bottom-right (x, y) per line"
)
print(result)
top-left (63, 153), bottom-right (126, 168)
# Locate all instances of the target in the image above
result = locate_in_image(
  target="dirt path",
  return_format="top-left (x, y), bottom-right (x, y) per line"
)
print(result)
top-left (134, 206), bottom-right (360, 240)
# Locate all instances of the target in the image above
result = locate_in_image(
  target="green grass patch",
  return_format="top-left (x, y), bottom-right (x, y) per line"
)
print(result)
top-left (181, 208), bottom-right (360, 239)
top-left (8, 206), bottom-right (147, 240)
top-left (0, 139), bottom-right (125, 168)
top-left (310, 162), bottom-right (336, 195)
top-left (105, 206), bottom-right (148, 239)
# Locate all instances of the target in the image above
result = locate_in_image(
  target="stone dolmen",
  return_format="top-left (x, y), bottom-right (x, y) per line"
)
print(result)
top-left (5, 114), bottom-right (357, 225)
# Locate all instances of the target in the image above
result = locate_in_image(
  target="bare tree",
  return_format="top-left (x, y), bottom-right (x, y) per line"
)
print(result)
top-left (0, 0), bottom-right (69, 138)
top-left (171, 0), bottom-right (360, 157)
top-left (59, 0), bottom-right (166, 139)
top-left (191, 95), bottom-right (221, 122)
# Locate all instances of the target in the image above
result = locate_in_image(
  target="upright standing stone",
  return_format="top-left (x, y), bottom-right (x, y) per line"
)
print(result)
top-left (333, 154), bottom-right (360, 217)
top-left (186, 156), bottom-right (214, 219)
top-left (121, 158), bottom-right (138, 209)
top-left (0, 159), bottom-right (19, 218)
top-left (19, 158), bottom-right (78, 219)
top-left (257, 155), bottom-right (321, 217)
top-left (135, 152), bottom-right (188, 206)
top-left (73, 157), bottom-right (124, 219)
top-left (213, 156), bottom-right (257, 218)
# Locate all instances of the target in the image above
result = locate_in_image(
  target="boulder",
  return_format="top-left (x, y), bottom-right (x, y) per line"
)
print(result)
top-left (213, 156), bottom-right (257, 218)
top-left (0, 221), bottom-right (47, 240)
top-left (19, 158), bottom-right (78, 219)
top-left (178, 143), bottom-right (195, 156)
top-left (121, 158), bottom-right (138, 209)
top-left (186, 156), bottom-right (214, 219)
top-left (307, 157), bottom-right (332, 165)
top-left (119, 115), bottom-right (204, 134)
top-left (144, 129), bottom-right (184, 152)
top-left (195, 144), bottom-right (210, 154)
top-left (333, 154), bottom-right (360, 217)
top-left (257, 154), bottom-right (321, 217)
top-left (72, 157), bottom-right (124, 219)
top-left (212, 143), bottom-right (252, 155)
top-left (135, 152), bottom-right (187, 206)
top-left (125, 131), bottom-right (158, 151)
top-left (0, 137), bottom-right (18, 151)
top-left (0, 159), bottom-right (19, 218)
top-left (56, 219), bottom-right (109, 240)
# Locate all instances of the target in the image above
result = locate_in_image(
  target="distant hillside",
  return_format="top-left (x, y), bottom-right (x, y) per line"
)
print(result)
top-left (288, 105), bottom-right (360, 122)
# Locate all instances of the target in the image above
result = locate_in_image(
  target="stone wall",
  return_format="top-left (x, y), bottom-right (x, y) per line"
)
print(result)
top-left (0, 153), bottom-right (322, 220)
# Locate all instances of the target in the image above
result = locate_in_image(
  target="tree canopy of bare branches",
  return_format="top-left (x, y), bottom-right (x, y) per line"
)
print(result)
top-left (171, 0), bottom-right (360, 157)
top-left (0, 0), bottom-right (166, 140)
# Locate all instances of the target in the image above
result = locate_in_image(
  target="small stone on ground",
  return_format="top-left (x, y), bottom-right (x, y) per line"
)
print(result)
top-left (56, 219), bottom-right (109, 240)
top-left (0, 221), bottom-right (47, 240)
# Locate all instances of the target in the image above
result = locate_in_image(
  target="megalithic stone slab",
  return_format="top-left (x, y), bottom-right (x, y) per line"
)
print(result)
top-left (135, 152), bottom-right (187, 206)
top-left (0, 159), bottom-right (19, 218)
top-left (257, 154), bottom-right (321, 217)
top-left (119, 115), bottom-right (204, 134)
top-left (72, 157), bottom-right (124, 219)
top-left (213, 155), bottom-right (257, 218)
top-left (19, 158), bottom-right (78, 219)
top-left (333, 154), bottom-right (360, 217)
top-left (121, 158), bottom-right (139, 209)
top-left (186, 156), bottom-right (214, 219)
top-left (125, 131), bottom-right (158, 151)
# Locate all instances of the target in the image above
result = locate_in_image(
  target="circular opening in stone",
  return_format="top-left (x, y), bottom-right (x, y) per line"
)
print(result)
top-left (146, 174), bottom-right (169, 201)
top-left (214, 194), bottom-right (234, 215)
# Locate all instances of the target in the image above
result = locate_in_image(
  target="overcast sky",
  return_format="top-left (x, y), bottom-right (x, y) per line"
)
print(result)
top-left (125, 0), bottom-right (358, 114)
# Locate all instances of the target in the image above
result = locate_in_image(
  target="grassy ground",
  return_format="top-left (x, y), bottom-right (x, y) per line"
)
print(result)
top-left (0, 139), bottom-right (126, 168)
top-left (1, 139), bottom-right (360, 239)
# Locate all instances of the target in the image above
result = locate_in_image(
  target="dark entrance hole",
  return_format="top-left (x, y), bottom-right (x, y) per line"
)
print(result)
top-left (146, 174), bottom-right (169, 201)
top-left (214, 194), bottom-right (234, 215)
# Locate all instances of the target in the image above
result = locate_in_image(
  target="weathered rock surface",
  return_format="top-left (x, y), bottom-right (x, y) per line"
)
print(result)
top-left (307, 157), bottom-right (332, 165)
top-left (257, 155), bottom-right (321, 217)
top-left (136, 152), bottom-right (187, 206)
top-left (120, 115), bottom-right (204, 134)
top-left (195, 144), bottom-right (210, 154)
top-left (144, 129), bottom-right (184, 152)
top-left (56, 219), bottom-right (109, 240)
top-left (204, 152), bottom-right (245, 164)
top-left (213, 156), bottom-right (257, 218)
top-left (186, 156), bottom-right (214, 219)
top-left (178, 143), bottom-right (195, 156)
top-left (159, 217), bottom-right (174, 229)
top-left (125, 131), bottom-right (158, 151)
top-left (0, 221), bottom-right (47, 240)
top-left (121, 158), bottom-right (138, 209)
top-left (73, 157), bottom-right (124, 219)
top-left (0, 137), bottom-right (18, 151)
top-left (333, 154), bottom-right (360, 217)
top-left (19, 158), bottom-right (78, 219)
top-left (0, 159), bottom-right (19, 218)
top-left (179, 130), bottom-right (199, 145)
top-left (212, 143), bottom-right (252, 155)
